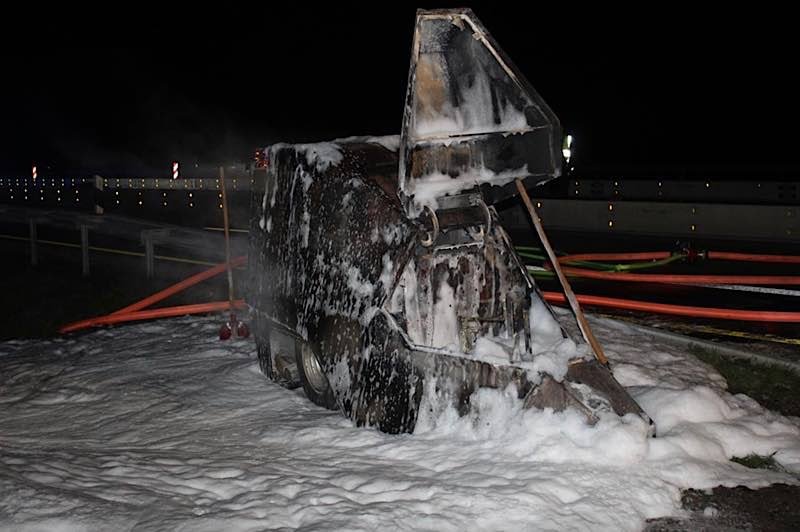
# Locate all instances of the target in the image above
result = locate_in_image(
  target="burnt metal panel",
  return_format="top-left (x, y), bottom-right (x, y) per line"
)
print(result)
top-left (399, 8), bottom-right (562, 208)
top-left (248, 141), bottom-right (415, 343)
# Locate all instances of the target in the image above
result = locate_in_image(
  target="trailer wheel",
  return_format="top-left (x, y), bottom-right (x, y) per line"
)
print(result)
top-left (296, 342), bottom-right (336, 410)
top-left (256, 337), bottom-right (274, 379)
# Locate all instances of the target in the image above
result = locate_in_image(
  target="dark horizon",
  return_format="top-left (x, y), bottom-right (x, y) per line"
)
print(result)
top-left (2, 4), bottom-right (798, 178)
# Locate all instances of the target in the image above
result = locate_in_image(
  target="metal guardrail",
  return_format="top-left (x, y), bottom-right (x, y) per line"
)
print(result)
top-left (567, 178), bottom-right (799, 204)
top-left (0, 204), bottom-right (248, 278)
top-left (501, 199), bottom-right (798, 244)
top-left (2, 175), bottom-right (799, 249)
top-left (0, 175), bottom-right (253, 229)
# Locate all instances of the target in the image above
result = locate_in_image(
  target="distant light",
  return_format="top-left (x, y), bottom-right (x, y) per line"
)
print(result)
top-left (32, 165), bottom-right (37, 180)
top-left (562, 134), bottom-right (574, 163)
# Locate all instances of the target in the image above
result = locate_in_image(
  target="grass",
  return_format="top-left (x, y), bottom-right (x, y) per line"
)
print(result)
top-left (731, 453), bottom-right (785, 472)
top-left (689, 344), bottom-right (800, 418)
top-left (688, 345), bottom-right (799, 478)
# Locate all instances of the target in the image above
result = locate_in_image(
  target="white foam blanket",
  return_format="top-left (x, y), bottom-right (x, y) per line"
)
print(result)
top-left (1, 316), bottom-right (798, 531)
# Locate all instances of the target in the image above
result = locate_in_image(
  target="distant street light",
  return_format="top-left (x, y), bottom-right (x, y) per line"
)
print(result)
top-left (562, 134), bottom-right (573, 164)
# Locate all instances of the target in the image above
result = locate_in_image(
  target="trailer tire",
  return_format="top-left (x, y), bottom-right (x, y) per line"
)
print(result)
top-left (256, 336), bottom-right (274, 380)
top-left (296, 341), bottom-right (337, 410)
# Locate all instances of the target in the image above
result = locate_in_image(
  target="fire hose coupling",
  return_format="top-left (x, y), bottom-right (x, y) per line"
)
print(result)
top-left (219, 312), bottom-right (250, 341)
top-left (676, 242), bottom-right (705, 263)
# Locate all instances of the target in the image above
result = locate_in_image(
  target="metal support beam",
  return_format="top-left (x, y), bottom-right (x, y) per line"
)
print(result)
top-left (80, 225), bottom-right (90, 277)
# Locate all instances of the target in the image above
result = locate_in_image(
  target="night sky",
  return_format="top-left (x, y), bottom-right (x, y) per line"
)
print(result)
top-left (2, 4), bottom-right (797, 178)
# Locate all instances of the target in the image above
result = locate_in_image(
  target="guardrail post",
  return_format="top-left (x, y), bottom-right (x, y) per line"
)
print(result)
top-left (80, 225), bottom-right (90, 276)
top-left (146, 238), bottom-right (155, 278)
top-left (93, 175), bottom-right (104, 215)
top-left (141, 232), bottom-right (155, 278)
top-left (140, 228), bottom-right (171, 279)
top-left (29, 219), bottom-right (38, 266)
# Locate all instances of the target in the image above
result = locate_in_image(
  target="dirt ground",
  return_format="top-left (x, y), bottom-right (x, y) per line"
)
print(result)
top-left (645, 484), bottom-right (800, 531)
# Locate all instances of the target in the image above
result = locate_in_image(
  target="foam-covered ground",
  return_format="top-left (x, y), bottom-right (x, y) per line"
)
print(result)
top-left (1, 316), bottom-right (798, 531)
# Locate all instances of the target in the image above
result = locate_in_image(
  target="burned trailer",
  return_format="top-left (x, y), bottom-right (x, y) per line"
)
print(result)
top-left (248, 8), bottom-right (650, 433)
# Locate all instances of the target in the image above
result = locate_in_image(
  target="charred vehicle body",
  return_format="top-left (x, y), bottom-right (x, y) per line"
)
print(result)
top-left (248, 9), bottom-right (650, 433)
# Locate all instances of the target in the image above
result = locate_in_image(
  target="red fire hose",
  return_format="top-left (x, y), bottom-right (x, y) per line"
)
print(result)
top-left (554, 266), bottom-right (800, 286)
top-left (557, 250), bottom-right (800, 265)
top-left (60, 300), bottom-right (246, 334)
top-left (60, 257), bottom-right (247, 334)
top-left (60, 246), bottom-right (800, 334)
top-left (706, 251), bottom-right (800, 264)
top-left (542, 292), bottom-right (800, 323)
top-left (558, 251), bottom-right (672, 263)
top-left (112, 256), bottom-right (246, 316)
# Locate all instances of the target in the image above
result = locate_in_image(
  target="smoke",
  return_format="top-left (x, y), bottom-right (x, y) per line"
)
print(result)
top-left (3, 47), bottom-right (281, 178)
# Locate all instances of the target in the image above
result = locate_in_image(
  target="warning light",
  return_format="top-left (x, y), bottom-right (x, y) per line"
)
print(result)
top-left (32, 165), bottom-right (37, 180)
top-left (172, 161), bottom-right (179, 180)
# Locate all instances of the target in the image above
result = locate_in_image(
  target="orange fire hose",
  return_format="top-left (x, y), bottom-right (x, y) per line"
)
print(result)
top-left (61, 254), bottom-right (248, 334)
top-left (557, 250), bottom-right (800, 265)
top-left (60, 300), bottom-right (246, 334)
top-left (558, 251), bottom-right (672, 263)
top-left (706, 251), bottom-right (800, 264)
top-left (553, 266), bottom-right (800, 286)
top-left (543, 292), bottom-right (800, 323)
top-left (111, 256), bottom-right (246, 316)
top-left (59, 239), bottom-right (800, 335)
